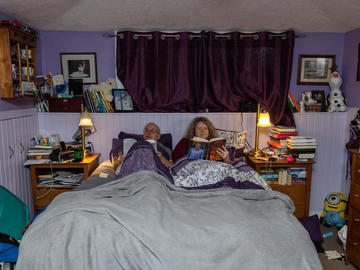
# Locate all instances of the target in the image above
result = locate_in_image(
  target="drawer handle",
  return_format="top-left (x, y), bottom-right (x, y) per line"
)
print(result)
top-left (355, 218), bottom-right (360, 222)
top-left (353, 242), bottom-right (358, 246)
top-left (354, 194), bottom-right (360, 198)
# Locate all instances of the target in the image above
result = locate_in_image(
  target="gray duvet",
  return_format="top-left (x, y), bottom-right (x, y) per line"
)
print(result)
top-left (17, 170), bottom-right (322, 270)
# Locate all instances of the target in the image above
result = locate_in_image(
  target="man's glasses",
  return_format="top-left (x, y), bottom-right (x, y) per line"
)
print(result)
top-left (143, 128), bottom-right (160, 134)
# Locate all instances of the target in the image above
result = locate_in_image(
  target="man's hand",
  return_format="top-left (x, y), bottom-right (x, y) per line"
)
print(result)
top-left (156, 151), bottom-right (173, 168)
top-left (113, 154), bottom-right (125, 170)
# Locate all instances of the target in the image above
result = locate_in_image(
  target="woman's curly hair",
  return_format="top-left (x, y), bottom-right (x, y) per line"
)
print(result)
top-left (184, 117), bottom-right (217, 140)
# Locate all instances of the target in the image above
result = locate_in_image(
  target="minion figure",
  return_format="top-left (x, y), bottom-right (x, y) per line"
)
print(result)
top-left (321, 192), bottom-right (347, 228)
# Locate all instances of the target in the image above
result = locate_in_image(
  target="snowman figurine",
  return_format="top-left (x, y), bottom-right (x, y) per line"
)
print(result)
top-left (327, 71), bottom-right (346, 112)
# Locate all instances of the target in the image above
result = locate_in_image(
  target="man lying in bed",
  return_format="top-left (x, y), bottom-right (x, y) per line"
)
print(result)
top-left (113, 122), bottom-right (173, 170)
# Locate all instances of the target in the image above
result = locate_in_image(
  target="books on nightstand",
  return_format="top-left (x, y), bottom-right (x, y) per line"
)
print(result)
top-left (287, 136), bottom-right (317, 161)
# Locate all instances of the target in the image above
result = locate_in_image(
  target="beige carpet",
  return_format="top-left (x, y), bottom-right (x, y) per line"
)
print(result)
top-left (318, 224), bottom-right (357, 270)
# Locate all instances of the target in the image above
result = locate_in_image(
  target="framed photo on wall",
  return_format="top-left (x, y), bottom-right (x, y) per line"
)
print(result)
top-left (112, 89), bottom-right (134, 111)
top-left (60, 52), bottom-right (98, 84)
top-left (297, 55), bottom-right (336, 85)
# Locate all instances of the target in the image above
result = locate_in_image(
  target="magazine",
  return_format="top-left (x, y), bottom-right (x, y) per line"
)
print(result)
top-left (187, 137), bottom-right (226, 161)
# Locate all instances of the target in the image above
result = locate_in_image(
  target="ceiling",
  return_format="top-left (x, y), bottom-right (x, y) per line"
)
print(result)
top-left (1, 0), bottom-right (360, 33)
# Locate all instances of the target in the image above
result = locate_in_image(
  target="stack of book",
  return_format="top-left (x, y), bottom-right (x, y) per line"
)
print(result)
top-left (25, 144), bottom-right (61, 165)
top-left (37, 173), bottom-right (57, 186)
top-left (84, 89), bottom-right (114, 113)
top-left (287, 136), bottom-right (317, 161)
top-left (267, 126), bottom-right (298, 155)
top-left (288, 167), bottom-right (307, 184)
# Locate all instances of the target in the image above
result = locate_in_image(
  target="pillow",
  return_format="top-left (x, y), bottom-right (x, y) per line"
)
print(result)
top-left (118, 131), bottom-right (173, 150)
top-left (216, 129), bottom-right (247, 158)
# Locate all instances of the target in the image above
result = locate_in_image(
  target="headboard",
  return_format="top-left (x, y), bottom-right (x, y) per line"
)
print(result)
top-left (37, 112), bottom-right (259, 163)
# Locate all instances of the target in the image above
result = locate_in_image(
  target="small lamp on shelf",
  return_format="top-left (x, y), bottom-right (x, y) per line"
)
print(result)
top-left (78, 104), bottom-right (93, 159)
top-left (248, 103), bottom-right (271, 157)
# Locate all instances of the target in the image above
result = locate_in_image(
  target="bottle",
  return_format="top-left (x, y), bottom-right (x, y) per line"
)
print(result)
top-left (323, 232), bottom-right (333, 238)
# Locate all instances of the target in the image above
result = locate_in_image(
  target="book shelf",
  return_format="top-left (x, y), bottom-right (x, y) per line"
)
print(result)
top-left (245, 154), bottom-right (315, 218)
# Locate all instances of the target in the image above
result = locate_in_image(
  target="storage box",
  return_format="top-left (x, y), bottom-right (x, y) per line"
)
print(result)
top-left (48, 97), bottom-right (82, 112)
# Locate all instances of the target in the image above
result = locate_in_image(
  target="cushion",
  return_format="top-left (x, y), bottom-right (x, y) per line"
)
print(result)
top-left (298, 215), bottom-right (323, 243)
top-left (118, 131), bottom-right (173, 150)
top-left (216, 129), bottom-right (247, 158)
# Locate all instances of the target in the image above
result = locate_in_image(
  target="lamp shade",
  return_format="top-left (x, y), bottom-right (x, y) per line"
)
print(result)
top-left (78, 111), bottom-right (93, 127)
top-left (257, 111), bottom-right (271, 127)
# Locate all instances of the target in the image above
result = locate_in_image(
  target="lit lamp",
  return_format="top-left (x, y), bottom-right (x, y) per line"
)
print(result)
top-left (248, 103), bottom-right (271, 157)
top-left (78, 104), bottom-right (93, 159)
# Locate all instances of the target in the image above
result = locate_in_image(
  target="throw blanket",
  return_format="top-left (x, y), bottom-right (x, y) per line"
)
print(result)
top-left (17, 171), bottom-right (322, 270)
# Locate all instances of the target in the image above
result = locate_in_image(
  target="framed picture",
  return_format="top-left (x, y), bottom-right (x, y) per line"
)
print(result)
top-left (112, 89), bottom-right (134, 111)
top-left (297, 55), bottom-right (336, 85)
top-left (357, 44), bottom-right (360, 81)
top-left (60, 53), bottom-right (98, 84)
top-left (309, 90), bottom-right (326, 112)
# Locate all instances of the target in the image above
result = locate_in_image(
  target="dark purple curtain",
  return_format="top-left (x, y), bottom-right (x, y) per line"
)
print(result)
top-left (117, 31), bottom-right (295, 125)
top-left (205, 31), bottom-right (295, 125)
top-left (117, 31), bottom-right (206, 112)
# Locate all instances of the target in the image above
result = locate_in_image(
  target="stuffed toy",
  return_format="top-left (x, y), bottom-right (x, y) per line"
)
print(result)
top-left (320, 192), bottom-right (347, 228)
top-left (327, 71), bottom-right (346, 112)
top-left (303, 90), bottom-right (317, 105)
top-left (89, 78), bottom-right (116, 102)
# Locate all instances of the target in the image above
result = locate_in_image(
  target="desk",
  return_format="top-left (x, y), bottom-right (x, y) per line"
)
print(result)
top-left (245, 154), bottom-right (314, 218)
top-left (29, 154), bottom-right (100, 214)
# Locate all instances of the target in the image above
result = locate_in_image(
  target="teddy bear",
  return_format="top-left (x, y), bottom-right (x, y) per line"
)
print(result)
top-left (89, 78), bottom-right (116, 102)
top-left (327, 71), bottom-right (346, 112)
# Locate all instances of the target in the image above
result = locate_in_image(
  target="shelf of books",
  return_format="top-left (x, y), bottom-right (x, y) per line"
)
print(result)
top-left (245, 154), bottom-right (314, 217)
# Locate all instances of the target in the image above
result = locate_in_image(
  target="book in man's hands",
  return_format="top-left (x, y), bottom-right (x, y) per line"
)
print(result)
top-left (188, 137), bottom-right (226, 161)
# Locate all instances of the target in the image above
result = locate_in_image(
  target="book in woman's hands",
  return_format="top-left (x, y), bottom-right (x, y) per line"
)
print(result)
top-left (188, 137), bottom-right (226, 161)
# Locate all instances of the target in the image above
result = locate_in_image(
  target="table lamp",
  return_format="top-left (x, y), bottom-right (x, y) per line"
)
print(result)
top-left (78, 104), bottom-right (93, 158)
top-left (248, 103), bottom-right (271, 157)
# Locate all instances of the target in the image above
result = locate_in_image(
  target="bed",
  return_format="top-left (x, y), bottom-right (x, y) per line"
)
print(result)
top-left (16, 140), bottom-right (322, 270)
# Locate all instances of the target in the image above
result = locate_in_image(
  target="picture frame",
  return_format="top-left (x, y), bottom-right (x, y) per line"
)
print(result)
top-left (297, 55), bottom-right (336, 85)
top-left (357, 44), bottom-right (360, 81)
top-left (112, 89), bottom-right (134, 111)
top-left (309, 90), bottom-right (326, 112)
top-left (60, 53), bottom-right (98, 84)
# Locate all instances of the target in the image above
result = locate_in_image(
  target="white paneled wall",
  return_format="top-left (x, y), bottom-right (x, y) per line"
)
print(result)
top-left (0, 109), bottom-right (37, 218)
top-left (35, 109), bottom-right (358, 214)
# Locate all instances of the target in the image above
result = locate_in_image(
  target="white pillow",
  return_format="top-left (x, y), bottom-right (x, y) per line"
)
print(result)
top-left (216, 129), bottom-right (247, 149)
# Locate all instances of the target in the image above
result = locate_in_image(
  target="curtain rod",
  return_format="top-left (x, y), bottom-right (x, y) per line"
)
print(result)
top-left (102, 33), bottom-right (305, 38)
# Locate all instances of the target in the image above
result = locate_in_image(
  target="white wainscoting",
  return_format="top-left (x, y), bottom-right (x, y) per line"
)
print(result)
top-left (0, 109), bottom-right (37, 218)
top-left (35, 109), bottom-right (357, 215)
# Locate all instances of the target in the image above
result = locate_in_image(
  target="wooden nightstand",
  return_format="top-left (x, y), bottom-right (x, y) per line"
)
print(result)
top-left (29, 154), bottom-right (100, 214)
top-left (245, 154), bottom-right (314, 218)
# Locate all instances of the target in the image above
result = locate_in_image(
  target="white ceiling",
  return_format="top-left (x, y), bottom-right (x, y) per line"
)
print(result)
top-left (1, 0), bottom-right (360, 33)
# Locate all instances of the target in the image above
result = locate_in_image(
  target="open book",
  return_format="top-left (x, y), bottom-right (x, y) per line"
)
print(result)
top-left (188, 137), bottom-right (226, 161)
top-left (123, 138), bottom-right (157, 156)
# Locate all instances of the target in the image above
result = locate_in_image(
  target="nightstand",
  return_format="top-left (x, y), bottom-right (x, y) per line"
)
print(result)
top-left (29, 154), bottom-right (100, 214)
top-left (245, 154), bottom-right (314, 218)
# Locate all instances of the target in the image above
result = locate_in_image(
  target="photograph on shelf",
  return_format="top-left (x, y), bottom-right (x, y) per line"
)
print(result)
top-left (60, 52), bottom-right (98, 84)
top-left (297, 55), bottom-right (336, 85)
top-left (309, 90), bottom-right (326, 112)
top-left (112, 89), bottom-right (134, 111)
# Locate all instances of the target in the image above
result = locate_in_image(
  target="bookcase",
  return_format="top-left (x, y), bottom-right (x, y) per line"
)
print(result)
top-left (245, 154), bottom-right (314, 218)
top-left (29, 154), bottom-right (100, 214)
top-left (0, 26), bottom-right (38, 98)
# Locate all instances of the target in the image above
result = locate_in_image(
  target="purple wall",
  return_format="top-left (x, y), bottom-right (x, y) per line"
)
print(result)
top-left (39, 31), bottom-right (115, 84)
top-left (343, 28), bottom-right (360, 107)
top-left (289, 32), bottom-right (345, 103)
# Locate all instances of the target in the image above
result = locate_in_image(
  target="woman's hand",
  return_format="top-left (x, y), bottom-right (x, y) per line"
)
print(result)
top-left (217, 145), bottom-right (231, 164)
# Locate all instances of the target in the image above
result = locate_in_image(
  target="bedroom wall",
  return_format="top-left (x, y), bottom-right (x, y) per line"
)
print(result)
top-left (289, 32), bottom-right (345, 102)
top-left (343, 28), bottom-right (360, 107)
top-left (0, 12), bottom-right (40, 111)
